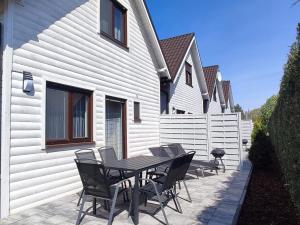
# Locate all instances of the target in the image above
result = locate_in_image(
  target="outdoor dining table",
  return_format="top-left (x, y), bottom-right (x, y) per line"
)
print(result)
top-left (104, 155), bottom-right (173, 225)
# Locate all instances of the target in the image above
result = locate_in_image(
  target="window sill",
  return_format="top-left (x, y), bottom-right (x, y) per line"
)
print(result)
top-left (100, 31), bottom-right (129, 51)
top-left (46, 141), bottom-right (96, 149)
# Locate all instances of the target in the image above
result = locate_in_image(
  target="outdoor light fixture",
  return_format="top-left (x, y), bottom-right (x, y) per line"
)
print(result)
top-left (23, 71), bottom-right (34, 93)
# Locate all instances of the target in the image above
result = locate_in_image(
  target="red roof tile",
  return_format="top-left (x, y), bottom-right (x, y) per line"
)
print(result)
top-left (159, 33), bottom-right (195, 81)
top-left (203, 65), bottom-right (219, 99)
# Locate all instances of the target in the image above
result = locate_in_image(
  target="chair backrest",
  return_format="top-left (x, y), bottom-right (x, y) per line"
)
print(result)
top-left (75, 159), bottom-right (112, 199)
top-left (168, 143), bottom-right (186, 156)
top-left (162, 151), bottom-right (195, 190)
top-left (149, 146), bottom-right (170, 158)
top-left (75, 149), bottom-right (96, 163)
top-left (98, 146), bottom-right (118, 163)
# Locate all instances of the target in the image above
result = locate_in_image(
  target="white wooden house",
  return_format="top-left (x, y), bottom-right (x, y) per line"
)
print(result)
top-left (203, 65), bottom-right (226, 113)
top-left (0, 0), bottom-right (170, 218)
top-left (222, 80), bottom-right (235, 113)
top-left (159, 33), bottom-right (209, 115)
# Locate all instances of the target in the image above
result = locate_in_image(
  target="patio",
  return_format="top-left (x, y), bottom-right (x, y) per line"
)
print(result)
top-left (0, 161), bottom-right (252, 225)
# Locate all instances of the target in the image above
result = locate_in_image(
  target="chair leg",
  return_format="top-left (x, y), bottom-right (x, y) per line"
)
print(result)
top-left (76, 194), bottom-right (87, 225)
top-left (170, 189), bottom-right (182, 213)
top-left (183, 180), bottom-right (192, 202)
top-left (194, 169), bottom-right (200, 179)
top-left (178, 181), bottom-right (181, 190)
top-left (77, 189), bottom-right (84, 207)
top-left (152, 184), bottom-right (169, 225)
top-left (108, 185), bottom-right (121, 225)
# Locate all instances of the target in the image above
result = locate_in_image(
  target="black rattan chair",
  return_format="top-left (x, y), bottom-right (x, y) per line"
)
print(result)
top-left (75, 149), bottom-right (97, 207)
top-left (75, 159), bottom-right (131, 225)
top-left (147, 147), bottom-right (170, 179)
top-left (168, 143), bottom-right (218, 177)
top-left (98, 146), bottom-right (135, 179)
top-left (136, 152), bottom-right (195, 225)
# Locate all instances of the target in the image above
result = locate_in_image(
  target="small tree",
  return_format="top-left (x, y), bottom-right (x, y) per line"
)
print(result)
top-left (234, 104), bottom-right (246, 119)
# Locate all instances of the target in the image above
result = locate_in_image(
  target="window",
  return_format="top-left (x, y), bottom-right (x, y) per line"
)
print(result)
top-left (134, 102), bottom-right (141, 122)
top-left (100, 0), bottom-right (127, 46)
top-left (185, 62), bottom-right (192, 87)
top-left (46, 82), bottom-right (93, 146)
top-left (213, 87), bottom-right (217, 102)
top-left (176, 109), bottom-right (185, 114)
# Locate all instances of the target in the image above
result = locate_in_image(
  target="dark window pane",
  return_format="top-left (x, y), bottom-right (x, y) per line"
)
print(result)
top-left (134, 102), bottom-right (140, 121)
top-left (114, 7), bottom-right (124, 42)
top-left (73, 93), bottom-right (89, 138)
top-left (101, 0), bottom-right (113, 36)
top-left (46, 87), bottom-right (68, 140)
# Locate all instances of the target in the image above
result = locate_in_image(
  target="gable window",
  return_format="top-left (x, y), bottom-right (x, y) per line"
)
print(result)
top-left (134, 102), bottom-right (141, 122)
top-left (213, 87), bottom-right (217, 102)
top-left (185, 62), bottom-right (193, 87)
top-left (46, 82), bottom-right (93, 146)
top-left (100, 0), bottom-right (127, 46)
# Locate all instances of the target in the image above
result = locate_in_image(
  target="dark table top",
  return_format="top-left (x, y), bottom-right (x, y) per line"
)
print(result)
top-left (104, 155), bottom-right (172, 172)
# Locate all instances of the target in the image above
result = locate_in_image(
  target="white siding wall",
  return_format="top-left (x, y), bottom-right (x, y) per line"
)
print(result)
top-left (9, 0), bottom-right (160, 213)
top-left (169, 52), bottom-right (203, 114)
top-left (160, 113), bottom-right (243, 170)
top-left (208, 84), bottom-right (222, 114)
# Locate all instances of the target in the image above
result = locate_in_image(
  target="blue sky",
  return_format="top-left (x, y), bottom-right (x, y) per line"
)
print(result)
top-left (146, 0), bottom-right (300, 110)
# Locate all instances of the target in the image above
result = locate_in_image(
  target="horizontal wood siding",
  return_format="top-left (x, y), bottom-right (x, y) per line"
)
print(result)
top-left (208, 84), bottom-right (222, 114)
top-left (160, 113), bottom-right (242, 170)
top-left (169, 52), bottom-right (203, 114)
top-left (10, 0), bottom-right (160, 213)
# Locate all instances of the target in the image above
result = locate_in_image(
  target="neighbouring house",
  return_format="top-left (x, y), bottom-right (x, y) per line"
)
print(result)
top-left (0, 0), bottom-right (170, 218)
top-left (159, 33), bottom-right (209, 114)
top-left (222, 80), bottom-right (235, 113)
top-left (203, 65), bottom-right (226, 113)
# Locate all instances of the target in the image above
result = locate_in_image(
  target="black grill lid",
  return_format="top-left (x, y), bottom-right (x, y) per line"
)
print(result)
top-left (211, 148), bottom-right (225, 158)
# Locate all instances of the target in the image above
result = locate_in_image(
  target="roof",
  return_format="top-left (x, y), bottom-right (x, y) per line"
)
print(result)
top-left (159, 33), bottom-right (195, 81)
top-left (203, 65), bottom-right (219, 99)
top-left (222, 81), bottom-right (231, 107)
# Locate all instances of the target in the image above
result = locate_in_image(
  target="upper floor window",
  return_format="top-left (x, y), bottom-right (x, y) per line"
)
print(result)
top-left (101, 0), bottom-right (127, 46)
top-left (46, 82), bottom-right (93, 146)
top-left (185, 62), bottom-right (192, 87)
top-left (213, 87), bottom-right (217, 102)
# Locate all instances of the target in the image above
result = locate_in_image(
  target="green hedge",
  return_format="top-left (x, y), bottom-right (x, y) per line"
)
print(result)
top-left (269, 23), bottom-right (300, 211)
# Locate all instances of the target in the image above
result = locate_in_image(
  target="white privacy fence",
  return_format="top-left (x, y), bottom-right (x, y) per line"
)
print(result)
top-left (241, 120), bottom-right (254, 160)
top-left (160, 113), bottom-right (244, 170)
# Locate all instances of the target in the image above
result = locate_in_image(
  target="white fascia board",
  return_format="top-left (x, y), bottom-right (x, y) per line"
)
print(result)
top-left (1, 0), bottom-right (14, 219)
top-left (135, 0), bottom-right (171, 79)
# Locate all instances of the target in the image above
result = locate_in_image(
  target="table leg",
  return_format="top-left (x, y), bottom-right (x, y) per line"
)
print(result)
top-left (132, 172), bottom-right (140, 225)
top-left (93, 198), bottom-right (96, 215)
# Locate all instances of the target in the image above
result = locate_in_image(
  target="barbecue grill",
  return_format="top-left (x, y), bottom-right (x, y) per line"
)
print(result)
top-left (211, 148), bottom-right (226, 173)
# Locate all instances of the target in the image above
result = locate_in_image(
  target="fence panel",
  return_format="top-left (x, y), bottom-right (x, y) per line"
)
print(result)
top-left (160, 113), bottom-right (243, 170)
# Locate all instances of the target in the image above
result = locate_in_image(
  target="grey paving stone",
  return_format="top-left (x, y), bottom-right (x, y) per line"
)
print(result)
top-left (0, 163), bottom-right (252, 225)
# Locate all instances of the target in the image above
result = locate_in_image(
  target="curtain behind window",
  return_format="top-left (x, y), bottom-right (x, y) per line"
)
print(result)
top-left (101, 0), bottom-right (113, 36)
top-left (46, 88), bottom-right (68, 140)
top-left (73, 93), bottom-right (88, 138)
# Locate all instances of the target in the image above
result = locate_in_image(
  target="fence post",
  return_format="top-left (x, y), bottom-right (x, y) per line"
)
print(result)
top-left (237, 112), bottom-right (243, 170)
top-left (206, 114), bottom-right (211, 161)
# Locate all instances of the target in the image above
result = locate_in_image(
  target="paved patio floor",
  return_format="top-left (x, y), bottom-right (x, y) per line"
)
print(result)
top-left (0, 162), bottom-right (252, 225)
